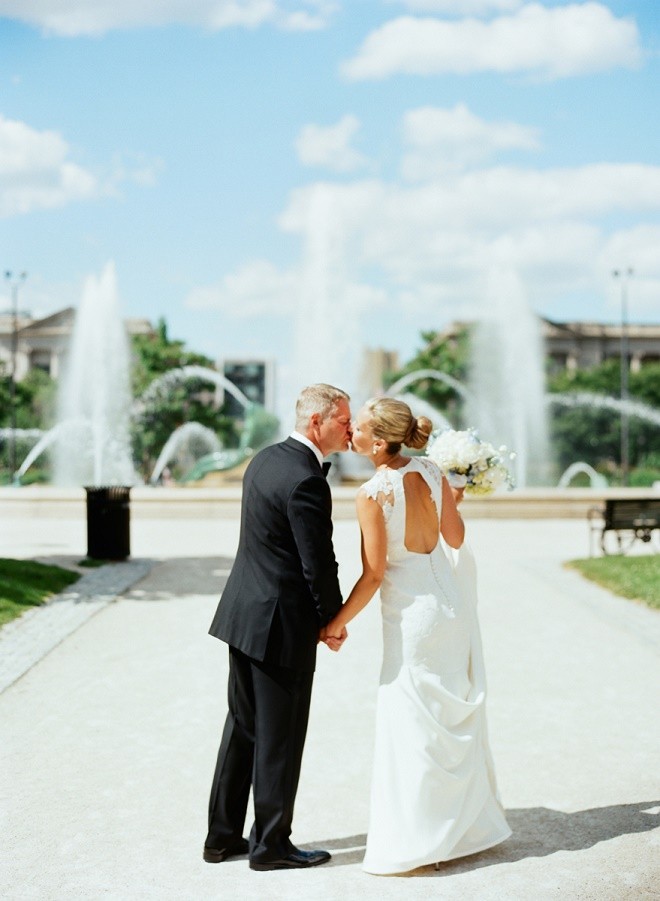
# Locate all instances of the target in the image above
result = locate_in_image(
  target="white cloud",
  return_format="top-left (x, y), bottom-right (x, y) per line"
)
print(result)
top-left (184, 259), bottom-right (299, 316)
top-left (189, 132), bottom-right (660, 394)
top-left (342, 3), bottom-right (642, 81)
top-left (295, 115), bottom-right (369, 173)
top-left (0, 115), bottom-right (161, 217)
top-left (0, 0), bottom-right (335, 36)
top-left (274, 156), bottom-right (660, 327)
top-left (599, 226), bottom-right (660, 318)
top-left (110, 153), bottom-right (166, 188)
top-left (401, 104), bottom-right (540, 178)
top-left (0, 114), bottom-right (99, 216)
top-left (393, 0), bottom-right (522, 13)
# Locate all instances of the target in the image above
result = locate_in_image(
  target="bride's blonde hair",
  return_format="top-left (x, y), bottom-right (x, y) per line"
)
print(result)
top-left (365, 397), bottom-right (432, 454)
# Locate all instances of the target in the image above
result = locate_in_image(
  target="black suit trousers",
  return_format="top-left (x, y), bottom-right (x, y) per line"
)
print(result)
top-left (206, 646), bottom-right (314, 862)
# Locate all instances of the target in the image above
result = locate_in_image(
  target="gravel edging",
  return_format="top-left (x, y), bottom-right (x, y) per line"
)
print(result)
top-left (0, 558), bottom-right (154, 694)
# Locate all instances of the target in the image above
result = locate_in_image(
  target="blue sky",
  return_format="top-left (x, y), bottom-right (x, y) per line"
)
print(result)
top-left (1, 0), bottom-right (659, 405)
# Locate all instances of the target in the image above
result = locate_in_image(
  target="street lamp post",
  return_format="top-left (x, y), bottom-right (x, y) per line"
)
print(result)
top-left (612, 267), bottom-right (633, 487)
top-left (4, 270), bottom-right (27, 479)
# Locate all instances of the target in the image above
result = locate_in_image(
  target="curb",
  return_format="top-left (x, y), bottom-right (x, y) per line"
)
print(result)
top-left (0, 558), bottom-right (154, 694)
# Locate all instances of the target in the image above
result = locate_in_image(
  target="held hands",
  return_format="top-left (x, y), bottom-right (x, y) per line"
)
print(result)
top-left (319, 622), bottom-right (348, 652)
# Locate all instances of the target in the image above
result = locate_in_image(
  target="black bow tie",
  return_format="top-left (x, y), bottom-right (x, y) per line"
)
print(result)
top-left (322, 461), bottom-right (332, 476)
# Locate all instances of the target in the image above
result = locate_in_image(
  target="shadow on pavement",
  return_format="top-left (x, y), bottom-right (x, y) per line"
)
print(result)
top-left (24, 556), bottom-right (235, 600)
top-left (314, 800), bottom-right (660, 874)
top-left (124, 557), bottom-right (235, 598)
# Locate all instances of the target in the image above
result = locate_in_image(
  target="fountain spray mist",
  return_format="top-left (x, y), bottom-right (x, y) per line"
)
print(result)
top-left (53, 262), bottom-right (137, 486)
top-left (467, 266), bottom-right (551, 487)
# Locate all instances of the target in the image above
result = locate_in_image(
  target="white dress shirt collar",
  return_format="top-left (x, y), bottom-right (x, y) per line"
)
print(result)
top-left (290, 431), bottom-right (324, 468)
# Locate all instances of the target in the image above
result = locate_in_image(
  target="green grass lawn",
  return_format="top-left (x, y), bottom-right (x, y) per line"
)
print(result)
top-left (566, 555), bottom-right (660, 610)
top-left (0, 558), bottom-right (81, 628)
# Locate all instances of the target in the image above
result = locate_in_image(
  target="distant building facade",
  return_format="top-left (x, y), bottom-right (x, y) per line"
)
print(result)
top-left (360, 348), bottom-right (401, 399)
top-left (439, 318), bottom-right (660, 375)
top-left (0, 307), bottom-right (153, 381)
top-left (542, 320), bottom-right (660, 374)
top-left (220, 359), bottom-right (276, 416)
top-left (0, 306), bottom-right (279, 419)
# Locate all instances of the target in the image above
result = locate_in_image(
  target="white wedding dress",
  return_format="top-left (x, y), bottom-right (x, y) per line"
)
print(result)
top-left (361, 457), bottom-right (511, 875)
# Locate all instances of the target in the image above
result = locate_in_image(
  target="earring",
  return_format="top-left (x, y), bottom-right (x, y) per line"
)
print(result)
top-left (372, 446), bottom-right (378, 455)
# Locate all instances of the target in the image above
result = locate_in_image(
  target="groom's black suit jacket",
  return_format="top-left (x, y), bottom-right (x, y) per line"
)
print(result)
top-left (209, 437), bottom-right (343, 672)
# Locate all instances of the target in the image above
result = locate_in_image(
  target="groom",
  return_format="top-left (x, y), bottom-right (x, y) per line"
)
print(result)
top-left (204, 383), bottom-right (352, 871)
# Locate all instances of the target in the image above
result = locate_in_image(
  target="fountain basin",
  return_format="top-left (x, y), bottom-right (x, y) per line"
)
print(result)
top-left (1, 485), bottom-right (657, 522)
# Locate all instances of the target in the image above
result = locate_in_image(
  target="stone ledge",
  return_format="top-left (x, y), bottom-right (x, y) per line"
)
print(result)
top-left (1, 485), bottom-right (658, 519)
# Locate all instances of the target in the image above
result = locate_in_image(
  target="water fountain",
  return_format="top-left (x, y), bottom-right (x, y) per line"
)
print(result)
top-left (149, 422), bottom-right (222, 485)
top-left (7, 251), bottom-right (657, 496)
top-left (386, 369), bottom-right (471, 405)
top-left (53, 261), bottom-right (137, 486)
top-left (12, 305), bottom-right (280, 484)
top-left (285, 183), bottom-right (363, 421)
top-left (135, 365), bottom-right (254, 414)
top-left (394, 392), bottom-right (453, 433)
top-left (557, 462), bottom-right (608, 489)
top-left (548, 392), bottom-right (660, 427)
top-left (136, 365), bottom-right (279, 482)
top-left (466, 266), bottom-right (551, 487)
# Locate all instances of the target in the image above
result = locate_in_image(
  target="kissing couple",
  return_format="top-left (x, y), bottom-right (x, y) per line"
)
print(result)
top-left (203, 383), bottom-right (510, 875)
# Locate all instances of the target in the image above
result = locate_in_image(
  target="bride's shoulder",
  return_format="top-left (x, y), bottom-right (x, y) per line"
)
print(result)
top-left (414, 455), bottom-right (443, 483)
top-left (358, 468), bottom-right (393, 502)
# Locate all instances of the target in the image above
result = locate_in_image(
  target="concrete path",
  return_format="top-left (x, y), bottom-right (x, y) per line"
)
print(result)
top-left (0, 514), bottom-right (659, 900)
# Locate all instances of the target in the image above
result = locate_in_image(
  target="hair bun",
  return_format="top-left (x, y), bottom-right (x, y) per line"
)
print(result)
top-left (404, 418), bottom-right (418, 444)
top-left (405, 415), bottom-right (433, 450)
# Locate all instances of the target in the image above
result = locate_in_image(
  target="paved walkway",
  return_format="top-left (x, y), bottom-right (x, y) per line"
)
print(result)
top-left (0, 513), bottom-right (659, 900)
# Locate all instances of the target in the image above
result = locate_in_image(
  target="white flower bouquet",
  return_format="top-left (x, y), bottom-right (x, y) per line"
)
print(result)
top-left (426, 428), bottom-right (516, 496)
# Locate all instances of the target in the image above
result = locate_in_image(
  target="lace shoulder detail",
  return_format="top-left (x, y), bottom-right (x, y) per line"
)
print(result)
top-left (359, 470), bottom-right (395, 520)
top-left (415, 456), bottom-right (443, 488)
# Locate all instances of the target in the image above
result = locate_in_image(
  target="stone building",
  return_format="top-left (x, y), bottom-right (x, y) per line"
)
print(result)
top-left (439, 318), bottom-right (660, 374)
top-left (0, 307), bottom-right (154, 381)
top-left (542, 319), bottom-right (660, 374)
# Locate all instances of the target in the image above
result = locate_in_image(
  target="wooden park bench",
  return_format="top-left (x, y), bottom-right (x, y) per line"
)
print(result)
top-left (588, 497), bottom-right (660, 556)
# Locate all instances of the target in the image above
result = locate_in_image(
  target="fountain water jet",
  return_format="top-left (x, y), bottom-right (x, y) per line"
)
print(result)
top-left (392, 391), bottom-right (453, 433)
top-left (386, 369), bottom-right (472, 404)
top-left (15, 420), bottom-right (85, 482)
top-left (149, 422), bottom-right (221, 485)
top-left (54, 262), bottom-right (137, 486)
top-left (287, 184), bottom-right (363, 418)
top-left (557, 462), bottom-right (608, 489)
top-left (135, 365), bottom-right (253, 414)
top-left (467, 266), bottom-right (551, 487)
top-left (548, 392), bottom-right (660, 427)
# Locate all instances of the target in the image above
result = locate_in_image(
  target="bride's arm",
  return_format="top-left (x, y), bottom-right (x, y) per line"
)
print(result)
top-left (440, 475), bottom-right (465, 549)
top-left (323, 493), bottom-right (386, 640)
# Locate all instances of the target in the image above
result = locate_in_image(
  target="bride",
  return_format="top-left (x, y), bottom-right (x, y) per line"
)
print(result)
top-left (324, 397), bottom-right (511, 874)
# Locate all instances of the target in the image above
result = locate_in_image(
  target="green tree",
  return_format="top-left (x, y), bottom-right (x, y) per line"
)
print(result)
top-left (385, 327), bottom-right (469, 425)
top-left (130, 318), bottom-right (238, 479)
top-left (14, 369), bottom-right (57, 429)
top-left (131, 317), bottom-right (214, 396)
top-left (548, 360), bottom-right (660, 482)
top-left (0, 367), bottom-right (57, 483)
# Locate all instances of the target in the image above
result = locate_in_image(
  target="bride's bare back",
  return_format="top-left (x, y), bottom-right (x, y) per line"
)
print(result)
top-left (403, 471), bottom-right (440, 554)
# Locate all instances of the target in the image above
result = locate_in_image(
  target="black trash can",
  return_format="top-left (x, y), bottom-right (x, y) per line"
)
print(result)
top-left (85, 486), bottom-right (131, 560)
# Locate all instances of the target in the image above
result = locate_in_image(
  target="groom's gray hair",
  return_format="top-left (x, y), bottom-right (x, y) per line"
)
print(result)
top-left (295, 384), bottom-right (350, 430)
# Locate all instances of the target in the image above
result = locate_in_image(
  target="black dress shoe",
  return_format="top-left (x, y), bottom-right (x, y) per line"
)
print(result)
top-left (203, 838), bottom-right (249, 863)
top-left (249, 848), bottom-right (331, 871)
